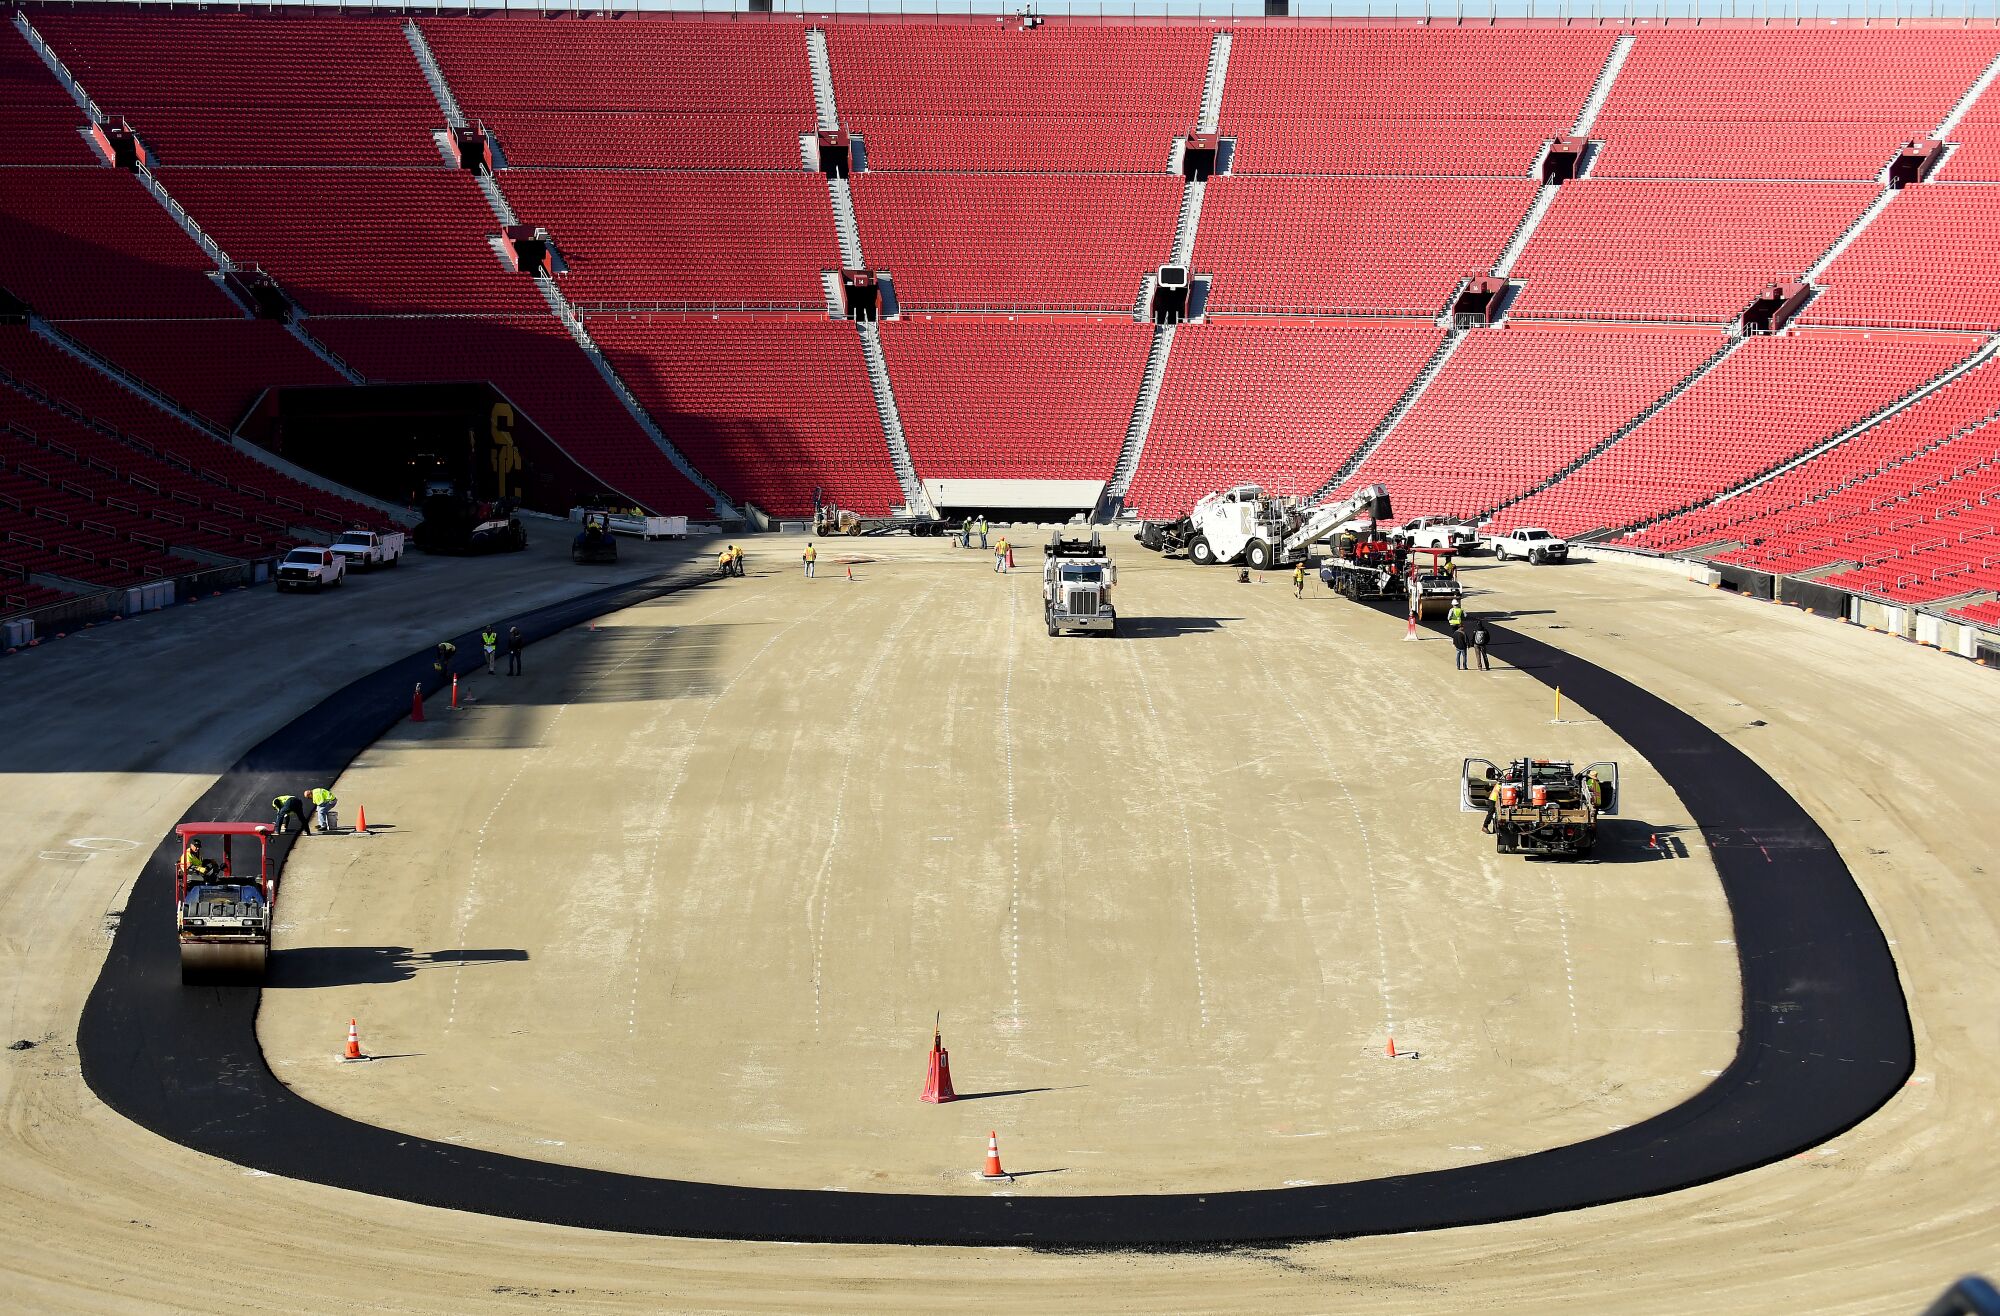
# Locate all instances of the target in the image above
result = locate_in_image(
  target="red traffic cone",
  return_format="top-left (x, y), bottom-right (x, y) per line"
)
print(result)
top-left (354, 805), bottom-right (369, 836)
top-left (981, 1131), bottom-right (1010, 1181)
top-left (450, 672), bottom-right (460, 710)
top-left (411, 683), bottom-right (425, 722)
top-left (1404, 613), bottom-right (1419, 641)
top-left (846, 566), bottom-right (854, 582)
top-left (342, 1019), bottom-right (365, 1062)
top-left (920, 1022), bottom-right (956, 1104)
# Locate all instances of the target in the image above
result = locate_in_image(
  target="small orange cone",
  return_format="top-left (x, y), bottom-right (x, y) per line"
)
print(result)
top-left (342, 1019), bottom-right (365, 1062)
top-left (411, 683), bottom-right (425, 722)
top-left (450, 673), bottom-right (460, 710)
top-left (846, 566), bottom-right (854, 582)
top-left (1386, 1036), bottom-right (1398, 1059)
top-left (1404, 613), bottom-right (1419, 641)
top-left (981, 1130), bottom-right (1010, 1180)
top-left (354, 806), bottom-right (369, 836)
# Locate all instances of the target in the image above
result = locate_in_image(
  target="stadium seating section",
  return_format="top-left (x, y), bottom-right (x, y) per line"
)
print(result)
top-left (824, 25), bottom-right (1208, 172)
top-left (5, 10), bottom-right (2000, 627)
top-left (880, 317), bottom-right (1150, 482)
top-left (1129, 322), bottom-right (1445, 517)
top-left (1218, 27), bottom-right (1616, 177)
top-left (1588, 29), bottom-right (1994, 180)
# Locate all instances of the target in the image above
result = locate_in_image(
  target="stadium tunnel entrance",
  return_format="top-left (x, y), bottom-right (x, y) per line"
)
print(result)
top-left (240, 382), bottom-right (628, 518)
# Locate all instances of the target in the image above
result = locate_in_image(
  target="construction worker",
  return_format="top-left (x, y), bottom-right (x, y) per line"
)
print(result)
top-left (1441, 556), bottom-right (1457, 579)
top-left (1584, 771), bottom-right (1605, 811)
top-left (1453, 624), bottom-right (1471, 671)
top-left (976, 516), bottom-right (989, 549)
top-left (717, 544), bottom-right (732, 578)
top-left (730, 544), bottom-right (746, 577)
top-left (481, 626), bottom-right (500, 674)
top-left (1292, 561), bottom-right (1307, 599)
top-left (271, 793), bottom-right (308, 835)
top-left (1446, 599), bottom-right (1465, 630)
top-left (307, 786), bottom-right (337, 834)
top-left (802, 542), bottom-right (817, 578)
top-left (181, 837), bottom-right (216, 882)
top-left (994, 536), bottom-right (1009, 573)
top-left (433, 640), bottom-right (456, 683)
top-left (1472, 618), bottom-right (1492, 671)
top-left (506, 625), bottom-right (524, 676)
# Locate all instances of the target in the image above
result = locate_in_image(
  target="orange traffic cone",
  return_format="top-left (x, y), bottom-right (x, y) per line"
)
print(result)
top-left (1404, 614), bottom-right (1419, 641)
top-left (846, 566), bottom-right (854, 582)
top-left (920, 1020), bottom-right (955, 1104)
top-left (1386, 1036), bottom-right (1398, 1059)
top-left (354, 806), bottom-right (369, 836)
top-left (981, 1131), bottom-right (1010, 1181)
top-left (411, 683), bottom-right (425, 722)
top-left (342, 1019), bottom-right (365, 1062)
top-left (450, 672), bottom-right (460, 710)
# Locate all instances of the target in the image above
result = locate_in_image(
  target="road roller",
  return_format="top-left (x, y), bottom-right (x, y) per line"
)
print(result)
top-left (175, 822), bottom-right (276, 984)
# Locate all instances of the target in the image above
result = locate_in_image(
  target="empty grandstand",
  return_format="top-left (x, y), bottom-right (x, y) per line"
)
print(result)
top-left (3, 7), bottom-right (1998, 641)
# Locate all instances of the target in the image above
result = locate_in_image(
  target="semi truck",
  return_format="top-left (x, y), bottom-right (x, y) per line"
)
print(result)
top-left (175, 821), bottom-right (276, 982)
top-left (1460, 757), bottom-right (1619, 859)
top-left (1042, 532), bottom-right (1116, 635)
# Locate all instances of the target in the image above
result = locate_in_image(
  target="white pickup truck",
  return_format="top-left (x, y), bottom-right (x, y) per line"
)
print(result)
top-left (275, 545), bottom-right (347, 592)
top-left (1483, 526), bottom-right (1571, 564)
top-left (1395, 515), bottom-right (1480, 552)
top-left (329, 528), bottom-right (405, 571)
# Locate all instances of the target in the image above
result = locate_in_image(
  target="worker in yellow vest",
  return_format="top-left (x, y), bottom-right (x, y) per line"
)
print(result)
top-left (803, 543), bottom-right (817, 578)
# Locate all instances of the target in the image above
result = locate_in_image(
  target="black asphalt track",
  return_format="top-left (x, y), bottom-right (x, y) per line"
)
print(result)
top-left (76, 572), bottom-right (1913, 1247)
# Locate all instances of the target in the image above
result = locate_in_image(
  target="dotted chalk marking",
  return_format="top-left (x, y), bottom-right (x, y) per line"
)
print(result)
top-left (1001, 582), bottom-right (1022, 1029)
top-left (447, 593), bottom-right (756, 1035)
top-left (804, 582), bottom-right (939, 1030)
top-left (1124, 641), bottom-right (1208, 1031)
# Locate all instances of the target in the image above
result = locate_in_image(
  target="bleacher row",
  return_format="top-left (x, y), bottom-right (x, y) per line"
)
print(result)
top-left (6, 12), bottom-right (2000, 620)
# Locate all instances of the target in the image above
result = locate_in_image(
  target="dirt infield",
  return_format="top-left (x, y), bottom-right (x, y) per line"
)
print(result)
top-left (2, 532), bottom-right (1995, 1310)
top-left (260, 539), bottom-right (1732, 1197)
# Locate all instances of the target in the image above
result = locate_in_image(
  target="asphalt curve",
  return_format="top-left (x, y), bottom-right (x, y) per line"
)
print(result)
top-left (76, 575), bottom-right (1913, 1248)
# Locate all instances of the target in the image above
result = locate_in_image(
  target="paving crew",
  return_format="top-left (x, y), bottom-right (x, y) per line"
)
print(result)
top-left (994, 536), bottom-right (1010, 573)
top-left (802, 542), bottom-right (817, 578)
top-left (717, 544), bottom-right (732, 577)
top-left (271, 793), bottom-right (308, 835)
top-left (1446, 599), bottom-right (1465, 630)
top-left (433, 640), bottom-right (456, 683)
top-left (481, 626), bottom-right (500, 674)
top-left (506, 625), bottom-right (524, 676)
top-left (731, 544), bottom-right (747, 577)
top-left (1292, 561), bottom-right (1307, 598)
top-left (307, 785), bottom-right (337, 834)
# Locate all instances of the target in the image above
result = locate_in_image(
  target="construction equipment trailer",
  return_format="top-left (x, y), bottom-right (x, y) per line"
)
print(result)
top-left (1139, 483), bottom-right (1394, 572)
top-left (1042, 532), bottom-right (1116, 635)
top-left (813, 502), bottom-right (955, 538)
top-left (1460, 758), bottom-right (1619, 859)
top-left (175, 821), bottom-right (276, 982)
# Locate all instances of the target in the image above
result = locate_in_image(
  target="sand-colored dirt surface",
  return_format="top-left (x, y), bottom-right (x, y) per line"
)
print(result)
top-left (262, 538), bottom-right (1733, 1196)
top-left (1, 531), bottom-right (1995, 1312)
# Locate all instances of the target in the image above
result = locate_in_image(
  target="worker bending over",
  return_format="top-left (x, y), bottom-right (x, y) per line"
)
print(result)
top-left (271, 793), bottom-right (308, 835)
top-left (307, 786), bottom-right (337, 834)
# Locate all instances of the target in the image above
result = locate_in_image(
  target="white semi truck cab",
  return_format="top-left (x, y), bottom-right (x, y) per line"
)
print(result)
top-left (1043, 533), bottom-right (1116, 635)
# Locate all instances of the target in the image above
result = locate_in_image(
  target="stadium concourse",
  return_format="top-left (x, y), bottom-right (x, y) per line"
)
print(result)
top-left (1, 536), bottom-right (1997, 1311)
